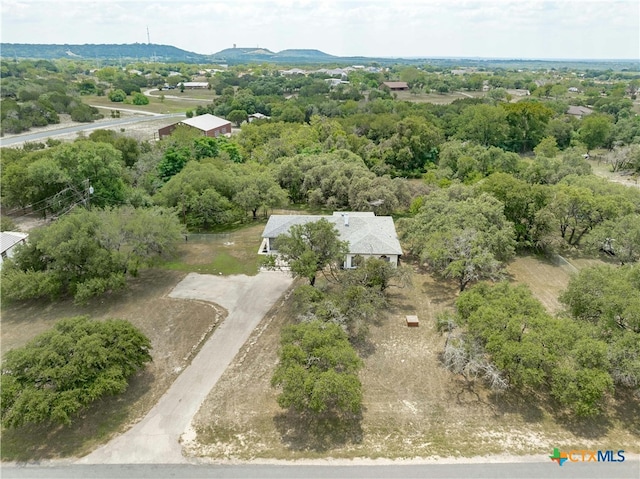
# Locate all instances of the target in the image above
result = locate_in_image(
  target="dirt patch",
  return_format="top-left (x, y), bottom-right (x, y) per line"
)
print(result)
top-left (0, 268), bottom-right (224, 460)
top-left (505, 255), bottom-right (574, 313)
top-left (588, 158), bottom-right (640, 189)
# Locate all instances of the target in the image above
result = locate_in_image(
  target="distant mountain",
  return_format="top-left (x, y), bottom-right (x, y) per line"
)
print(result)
top-left (209, 47), bottom-right (338, 64)
top-left (276, 49), bottom-right (336, 59)
top-left (1, 43), bottom-right (638, 70)
top-left (1, 43), bottom-right (211, 62)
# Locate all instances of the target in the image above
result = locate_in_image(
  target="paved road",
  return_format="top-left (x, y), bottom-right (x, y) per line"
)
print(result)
top-left (76, 272), bottom-right (293, 464)
top-left (0, 113), bottom-right (183, 147)
top-left (3, 461), bottom-right (639, 479)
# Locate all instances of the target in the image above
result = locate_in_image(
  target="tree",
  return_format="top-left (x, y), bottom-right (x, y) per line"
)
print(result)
top-left (379, 116), bottom-right (443, 176)
top-left (132, 92), bottom-right (149, 105)
top-left (560, 264), bottom-right (640, 394)
top-left (401, 191), bottom-right (516, 291)
top-left (587, 213), bottom-right (640, 265)
top-left (560, 264), bottom-right (640, 335)
top-left (271, 320), bottom-right (363, 416)
top-left (578, 114), bottom-right (613, 153)
top-left (1, 206), bottom-right (182, 303)
top-left (156, 161), bottom-right (242, 229)
top-left (1, 141), bottom-right (127, 216)
top-left (88, 129), bottom-right (141, 167)
top-left (108, 89), bottom-right (127, 102)
top-left (275, 218), bottom-right (349, 286)
top-left (452, 282), bottom-right (614, 417)
top-left (455, 104), bottom-right (509, 147)
top-left (227, 109), bottom-right (248, 127)
top-left (476, 172), bottom-right (552, 248)
top-left (231, 168), bottom-right (287, 219)
top-left (1, 316), bottom-right (151, 427)
top-left (534, 136), bottom-right (560, 158)
top-left (502, 101), bottom-right (554, 152)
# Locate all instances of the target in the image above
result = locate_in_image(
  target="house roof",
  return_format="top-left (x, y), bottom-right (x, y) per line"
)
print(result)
top-left (382, 81), bottom-right (409, 89)
top-left (0, 231), bottom-right (28, 254)
top-left (262, 213), bottom-right (402, 256)
top-left (180, 114), bottom-right (231, 132)
top-left (567, 105), bottom-right (594, 116)
top-left (182, 82), bottom-right (209, 87)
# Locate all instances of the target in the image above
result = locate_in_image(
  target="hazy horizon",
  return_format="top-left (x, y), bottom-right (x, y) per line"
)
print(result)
top-left (2, 0), bottom-right (638, 61)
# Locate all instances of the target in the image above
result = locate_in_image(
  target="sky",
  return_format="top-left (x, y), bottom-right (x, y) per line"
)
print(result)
top-left (1, 0), bottom-right (638, 60)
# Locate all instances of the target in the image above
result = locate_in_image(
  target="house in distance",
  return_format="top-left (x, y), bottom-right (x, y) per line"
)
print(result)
top-left (381, 81), bottom-right (409, 91)
top-left (158, 113), bottom-right (232, 139)
top-left (0, 231), bottom-right (28, 269)
top-left (259, 212), bottom-right (403, 268)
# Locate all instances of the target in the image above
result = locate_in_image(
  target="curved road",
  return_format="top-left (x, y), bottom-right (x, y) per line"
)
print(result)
top-left (0, 112), bottom-right (184, 147)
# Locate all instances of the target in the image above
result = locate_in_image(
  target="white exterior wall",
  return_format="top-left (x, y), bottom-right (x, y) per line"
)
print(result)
top-left (344, 254), bottom-right (398, 269)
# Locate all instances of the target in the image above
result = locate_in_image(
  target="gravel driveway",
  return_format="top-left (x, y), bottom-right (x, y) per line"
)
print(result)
top-left (77, 271), bottom-right (293, 464)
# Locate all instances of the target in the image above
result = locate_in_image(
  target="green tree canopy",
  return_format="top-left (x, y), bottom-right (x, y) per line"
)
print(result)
top-left (452, 282), bottom-right (614, 417)
top-left (1, 206), bottom-right (182, 303)
top-left (578, 113), bottom-right (614, 153)
top-left (401, 190), bottom-right (516, 291)
top-left (1, 316), bottom-right (151, 428)
top-left (275, 218), bottom-right (349, 286)
top-left (502, 101), bottom-right (554, 152)
top-left (271, 320), bottom-right (363, 416)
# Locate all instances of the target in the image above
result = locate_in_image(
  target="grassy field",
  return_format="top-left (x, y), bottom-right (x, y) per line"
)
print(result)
top-left (84, 90), bottom-right (215, 116)
top-left (186, 255), bottom-right (639, 460)
top-left (394, 90), bottom-right (485, 104)
top-left (161, 224), bottom-right (265, 276)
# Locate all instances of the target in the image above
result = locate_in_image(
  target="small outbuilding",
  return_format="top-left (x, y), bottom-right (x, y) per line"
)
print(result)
top-left (158, 113), bottom-right (232, 139)
top-left (406, 315), bottom-right (419, 327)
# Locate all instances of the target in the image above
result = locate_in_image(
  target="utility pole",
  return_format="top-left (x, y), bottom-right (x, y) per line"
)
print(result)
top-left (84, 179), bottom-right (94, 210)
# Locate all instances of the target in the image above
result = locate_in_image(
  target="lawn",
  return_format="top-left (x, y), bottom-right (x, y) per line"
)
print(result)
top-left (185, 255), bottom-right (640, 460)
top-left (160, 223), bottom-right (266, 276)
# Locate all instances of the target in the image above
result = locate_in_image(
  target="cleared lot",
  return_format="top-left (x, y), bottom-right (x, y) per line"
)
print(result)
top-left (185, 256), bottom-right (639, 460)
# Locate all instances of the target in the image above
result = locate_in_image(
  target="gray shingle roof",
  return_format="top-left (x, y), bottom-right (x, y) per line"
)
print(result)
top-left (262, 213), bottom-right (402, 256)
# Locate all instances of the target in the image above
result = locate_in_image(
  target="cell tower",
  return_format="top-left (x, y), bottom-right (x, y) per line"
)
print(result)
top-left (147, 26), bottom-right (157, 62)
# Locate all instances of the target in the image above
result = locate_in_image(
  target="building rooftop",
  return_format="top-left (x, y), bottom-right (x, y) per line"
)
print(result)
top-left (180, 114), bottom-right (231, 132)
top-left (262, 213), bottom-right (402, 256)
top-left (0, 231), bottom-right (28, 254)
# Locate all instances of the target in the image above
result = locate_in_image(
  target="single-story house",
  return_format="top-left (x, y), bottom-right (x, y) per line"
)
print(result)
top-left (381, 81), bottom-right (409, 91)
top-left (0, 231), bottom-right (28, 268)
top-left (181, 82), bottom-right (209, 89)
top-left (248, 112), bottom-right (271, 122)
top-left (567, 105), bottom-right (594, 118)
top-left (158, 114), bottom-right (232, 139)
top-left (259, 212), bottom-right (403, 268)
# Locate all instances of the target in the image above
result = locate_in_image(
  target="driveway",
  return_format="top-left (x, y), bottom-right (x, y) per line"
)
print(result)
top-left (77, 271), bottom-right (293, 464)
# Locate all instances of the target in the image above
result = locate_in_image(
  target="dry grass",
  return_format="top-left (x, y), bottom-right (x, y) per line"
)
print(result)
top-left (394, 90), bottom-right (485, 104)
top-left (1, 263), bottom-right (225, 460)
top-left (186, 258), bottom-right (640, 460)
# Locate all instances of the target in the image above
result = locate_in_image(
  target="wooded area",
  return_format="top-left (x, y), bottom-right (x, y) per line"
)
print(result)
top-left (1, 57), bottom-right (639, 430)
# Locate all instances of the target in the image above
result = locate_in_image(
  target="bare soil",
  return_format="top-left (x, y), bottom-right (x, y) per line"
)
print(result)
top-left (186, 258), bottom-right (640, 460)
